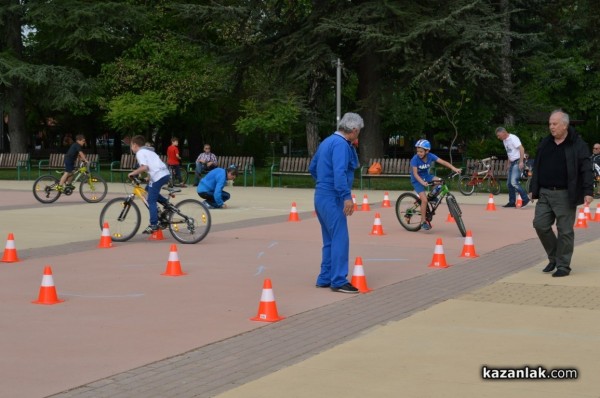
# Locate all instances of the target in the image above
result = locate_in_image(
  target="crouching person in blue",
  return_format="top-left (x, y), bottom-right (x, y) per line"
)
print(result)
top-left (197, 165), bottom-right (238, 209)
top-left (309, 112), bottom-right (363, 294)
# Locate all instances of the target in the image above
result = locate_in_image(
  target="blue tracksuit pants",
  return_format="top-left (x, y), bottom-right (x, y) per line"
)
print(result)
top-left (314, 194), bottom-right (349, 288)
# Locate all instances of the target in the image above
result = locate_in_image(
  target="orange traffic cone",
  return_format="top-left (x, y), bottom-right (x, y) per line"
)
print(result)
top-left (148, 228), bottom-right (165, 241)
top-left (382, 192), bottom-right (391, 208)
top-left (162, 244), bottom-right (186, 276)
top-left (486, 194), bottom-right (497, 211)
top-left (1, 233), bottom-right (20, 263)
top-left (350, 257), bottom-right (372, 293)
top-left (97, 222), bottom-right (113, 248)
top-left (288, 202), bottom-right (300, 222)
top-left (593, 203), bottom-right (600, 222)
top-left (460, 230), bottom-right (479, 258)
top-left (361, 194), bottom-right (371, 211)
top-left (369, 212), bottom-right (386, 235)
top-left (516, 197), bottom-right (523, 208)
top-left (250, 278), bottom-right (285, 322)
top-left (428, 238), bottom-right (450, 268)
top-left (32, 266), bottom-right (64, 305)
top-left (446, 213), bottom-right (455, 223)
top-left (584, 204), bottom-right (592, 220)
top-left (575, 208), bottom-right (588, 228)
top-left (352, 194), bottom-right (358, 211)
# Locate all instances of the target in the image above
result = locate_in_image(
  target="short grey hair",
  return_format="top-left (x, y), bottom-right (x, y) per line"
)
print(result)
top-left (495, 127), bottom-right (508, 135)
top-left (550, 109), bottom-right (570, 125)
top-left (338, 112), bottom-right (364, 133)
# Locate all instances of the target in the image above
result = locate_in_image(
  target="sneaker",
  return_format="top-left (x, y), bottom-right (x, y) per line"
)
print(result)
top-left (421, 221), bottom-right (431, 231)
top-left (330, 283), bottom-right (359, 293)
top-left (142, 224), bottom-right (159, 234)
top-left (202, 200), bottom-right (216, 209)
top-left (502, 203), bottom-right (516, 208)
top-left (520, 199), bottom-right (530, 208)
top-left (315, 284), bottom-right (330, 288)
top-left (56, 184), bottom-right (64, 192)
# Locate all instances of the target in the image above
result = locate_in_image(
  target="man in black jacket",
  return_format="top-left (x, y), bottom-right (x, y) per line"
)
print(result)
top-left (530, 109), bottom-right (594, 277)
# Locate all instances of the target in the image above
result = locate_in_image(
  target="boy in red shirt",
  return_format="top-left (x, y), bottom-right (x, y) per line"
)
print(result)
top-left (166, 137), bottom-right (186, 187)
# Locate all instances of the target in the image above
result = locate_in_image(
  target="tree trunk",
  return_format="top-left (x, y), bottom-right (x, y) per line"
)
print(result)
top-left (3, 0), bottom-right (28, 153)
top-left (500, 0), bottom-right (514, 126)
top-left (306, 74), bottom-right (321, 156)
top-left (356, 52), bottom-right (383, 165)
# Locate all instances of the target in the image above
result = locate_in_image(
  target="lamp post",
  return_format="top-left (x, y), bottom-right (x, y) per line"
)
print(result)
top-left (336, 58), bottom-right (342, 129)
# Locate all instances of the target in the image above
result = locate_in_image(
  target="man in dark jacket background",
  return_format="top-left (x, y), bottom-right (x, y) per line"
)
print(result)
top-left (530, 109), bottom-right (594, 277)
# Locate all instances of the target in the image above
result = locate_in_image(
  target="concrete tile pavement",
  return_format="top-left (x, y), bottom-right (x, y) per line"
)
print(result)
top-left (1, 181), bottom-right (599, 397)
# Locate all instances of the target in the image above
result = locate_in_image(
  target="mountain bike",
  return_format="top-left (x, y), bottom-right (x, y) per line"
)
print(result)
top-left (395, 173), bottom-right (467, 237)
top-left (168, 164), bottom-right (188, 188)
top-left (33, 162), bottom-right (108, 204)
top-left (458, 156), bottom-right (501, 196)
top-left (99, 178), bottom-right (211, 244)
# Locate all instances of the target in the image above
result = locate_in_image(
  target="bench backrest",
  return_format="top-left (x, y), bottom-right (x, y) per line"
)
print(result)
top-left (0, 153), bottom-right (30, 167)
top-left (278, 157), bottom-right (311, 173)
top-left (367, 158), bottom-right (412, 175)
top-left (119, 153), bottom-right (138, 169)
top-left (219, 156), bottom-right (254, 171)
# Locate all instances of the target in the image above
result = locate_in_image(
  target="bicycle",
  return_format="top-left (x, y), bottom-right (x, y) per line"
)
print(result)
top-left (168, 164), bottom-right (188, 188)
top-left (458, 156), bottom-right (501, 196)
top-left (593, 163), bottom-right (600, 199)
top-left (33, 162), bottom-right (108, 204)
top-left (99, 177), bottom-right (211, 244)
top-left (395, 173), bottom-right (467, 237)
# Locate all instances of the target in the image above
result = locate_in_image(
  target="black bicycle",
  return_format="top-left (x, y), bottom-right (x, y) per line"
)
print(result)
top-left (395, 173), bottom-right (467, 237)
top-left (99, 178), bottom-right (211, 244)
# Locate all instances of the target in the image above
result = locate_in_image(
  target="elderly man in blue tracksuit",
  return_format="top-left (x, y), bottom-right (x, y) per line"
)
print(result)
top-left (309, 112), bottom-right (363, 293)
top-left (197, 165), bottom-right (238, 208)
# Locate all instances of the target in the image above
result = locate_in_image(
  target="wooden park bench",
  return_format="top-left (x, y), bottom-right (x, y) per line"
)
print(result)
top-left (270, 157), bottom-right (312, 187)
top-left (110, 153), bottom-right (168, 182)
top-left (0, 153), bottom-right (31, 180)
top-left (360, 158), bottom-right (412, 189)
top-left (37, 153), bottom-right (100, 177)
top-left (464, 157), bottom-right (508, 180)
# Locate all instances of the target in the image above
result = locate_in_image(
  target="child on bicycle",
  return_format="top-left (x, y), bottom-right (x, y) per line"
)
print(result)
top-left (128, 135), bottom-right (171, 234)
top-left (58, 134), bottom-right (89, 191)
top-left (410, 139), bottom-right (461, 230)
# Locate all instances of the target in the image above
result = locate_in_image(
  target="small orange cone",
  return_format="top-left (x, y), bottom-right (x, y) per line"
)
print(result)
top-left (446, 213), bottom-right (455, 223)
top-left (428, 238), bottom-right (450, 268)
top-left (350, 257), bottom-right (372, 293)
top-left (361, 195), bottom-right (371, 211)
top-left (162, 244), bottom-right (186, 276)
top-left (369, 212), bottom-right (386, 235)
top-left (516, 197), bottom-right (523, 208)
top-left (575, 208), bottom-right (588, 228)
top-left (352, 194), bottom-right (358, 211)
top-left (1, 233), bottom-right (20, 263)
top-left (288, 202), bottom-right (300, 222)
top-left (593, 203), bottom-right (600, 222)
top-left (32, 266), bottom-right (64, 305)
top-left (486, 194), bottom-right (497, 211)
top-left (459, 230), bottom-right (479, 258)
top-left (382, 192), bottom-right (391, 208)
top-left (251, 278), bottom-right (285, 322)
top-left (148, 228), bottom-right (165, 241)
top-left (98, 222), bottom-right (113, 248)
top-left (584, 204), bottom-right (592, 220)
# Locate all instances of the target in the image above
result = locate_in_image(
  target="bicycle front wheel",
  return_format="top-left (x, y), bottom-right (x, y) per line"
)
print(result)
top-left (395, 192), bottom-right (422, 232)
top-left (458, 176), bottom-right (475, 196)
top-left (487, 178), bottom-right (501, 195)
top-left (99, 198), bottom-right (141, 242)
top-left (446, 194), bottom-right (467, 237)
top-left (168, 199), bottom-right (211, 244)
top-left (80, 173), bottom-right (108, 203)
top-left (33, 175), bottom-right (61, 203)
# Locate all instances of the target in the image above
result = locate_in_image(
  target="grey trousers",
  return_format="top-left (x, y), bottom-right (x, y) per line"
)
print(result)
top-left (532, 188), bottom-right (577, 271)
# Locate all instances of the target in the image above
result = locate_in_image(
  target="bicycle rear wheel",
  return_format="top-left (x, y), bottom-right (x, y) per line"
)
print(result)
top-left (168, 199), bottom-right (211, 244)
top-left (80, 173), bottom-right (108, 203)
top-left (99, 198), bottom-right (141, 242)
top-left (395, 192), bottom-right (422, 232)
top-left (458, 176), bottom-right (475, 196)
top-left (33, 175), bottom-right (62, 203)
top-left (446, 194), bottom-right (467, 237)
top-left (487, 178), bottom-right (501, 195)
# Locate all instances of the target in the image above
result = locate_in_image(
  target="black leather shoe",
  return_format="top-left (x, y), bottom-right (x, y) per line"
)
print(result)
top-left (542, 263), bottom-right (556, 273)
top-left (552, 269), bottom-right (570, 277)
top-left (502, 203), bottom-right (516, 208)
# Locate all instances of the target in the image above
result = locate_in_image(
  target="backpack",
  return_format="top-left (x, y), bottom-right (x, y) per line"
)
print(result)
top-left (368, 162), bottom-right (382, 175)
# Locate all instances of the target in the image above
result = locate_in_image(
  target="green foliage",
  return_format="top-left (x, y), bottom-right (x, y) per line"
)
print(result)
top-left (104, 91), bottom-right (177, 135)
top-left (234, 96), bottom-right (301, 137)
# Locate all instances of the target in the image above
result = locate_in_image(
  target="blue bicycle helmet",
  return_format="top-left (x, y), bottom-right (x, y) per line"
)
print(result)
top-left (415, 139), bottom-right (431, 150)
